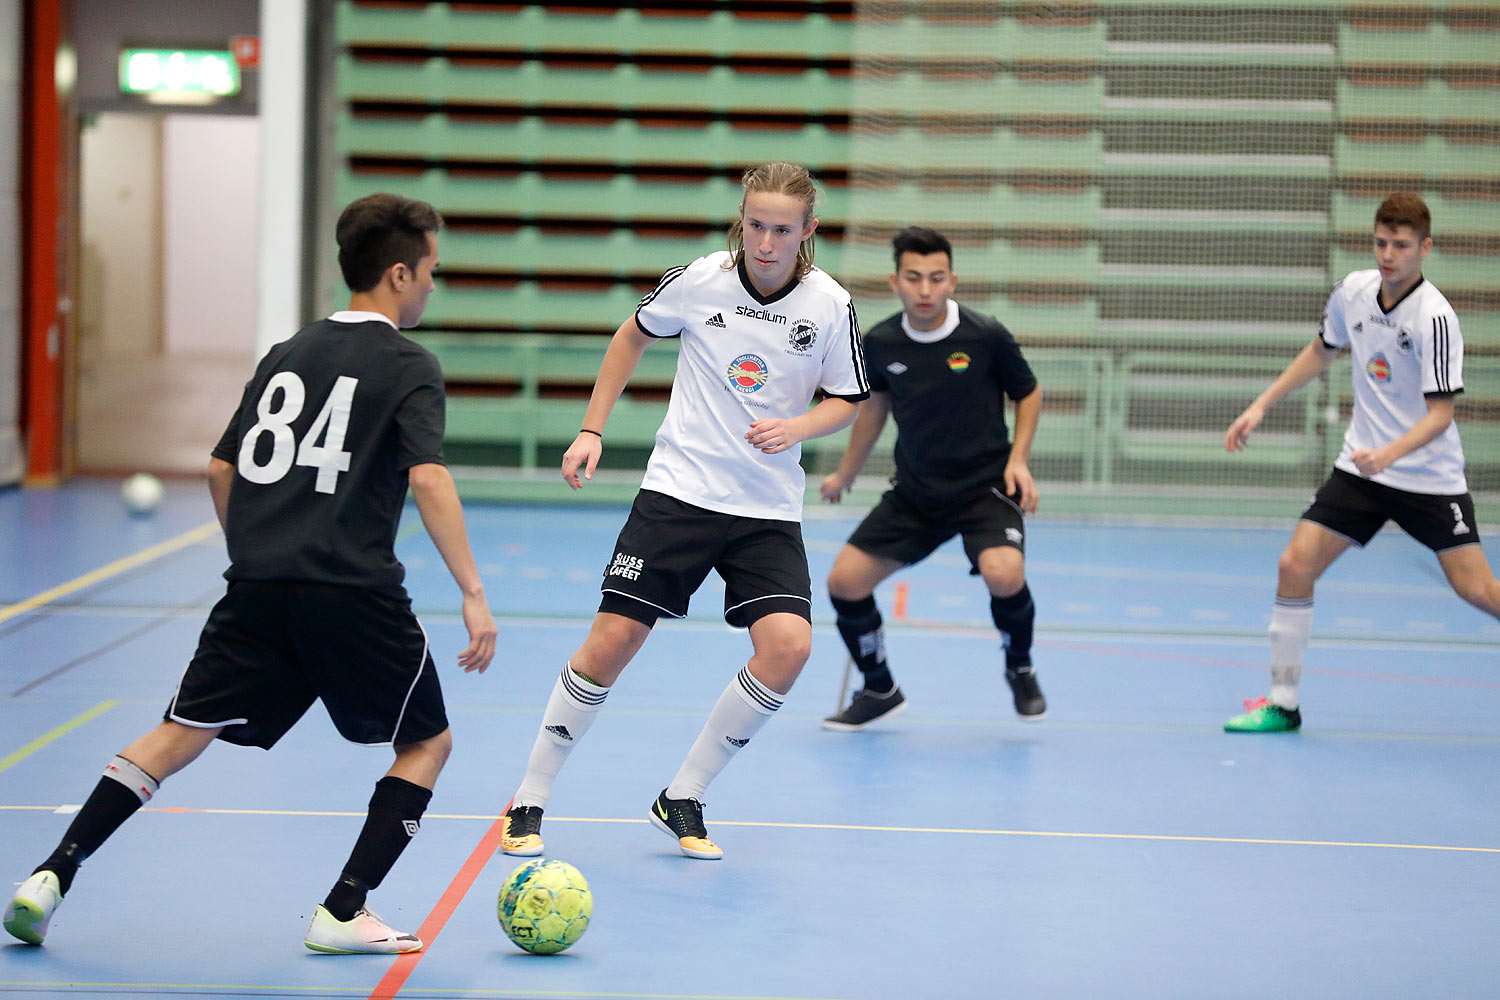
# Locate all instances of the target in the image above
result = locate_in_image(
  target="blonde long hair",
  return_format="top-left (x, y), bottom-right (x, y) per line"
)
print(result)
top-left (725, 162), bottom-right (819, 280)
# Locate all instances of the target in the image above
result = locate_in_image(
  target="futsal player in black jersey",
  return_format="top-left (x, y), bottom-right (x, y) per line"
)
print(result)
top-left (4, 194), bottom-right (498, 954)
top-left (820, 226), bottom-right (1046, 729)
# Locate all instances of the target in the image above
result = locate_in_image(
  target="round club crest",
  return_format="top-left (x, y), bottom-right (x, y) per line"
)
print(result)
top-left (788, 319), bottom-right (817, 353)
top-left (727, 353), bottom-right (770, 393)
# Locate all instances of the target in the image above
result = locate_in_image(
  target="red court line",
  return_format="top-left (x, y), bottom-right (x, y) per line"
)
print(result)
top-left (368, 809), bottom-right (509, 1000)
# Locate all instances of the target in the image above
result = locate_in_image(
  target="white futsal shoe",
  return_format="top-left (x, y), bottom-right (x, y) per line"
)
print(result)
top-left (304, 904), bottom-right (423, 954)
top-left (4, 870), bottom-right (63, 945)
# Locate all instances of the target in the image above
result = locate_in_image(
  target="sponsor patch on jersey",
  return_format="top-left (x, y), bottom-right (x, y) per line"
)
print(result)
top-left (947, 351), bottom-right (971, 373)
top-left (705, 312), bottom-right (727, 329)
top-left (727, 353), bottom-right (770, 393)
top-left (1396, 329), bottom-right (1413, 353)
top-left (886, 361), bottom-right (908, 375)
top-left (1365, 353), bottom-right (1391, 383)
top-left (787, 318), bottom-right (818, 354)
top-left (736, 304), bottom-right (787, 325)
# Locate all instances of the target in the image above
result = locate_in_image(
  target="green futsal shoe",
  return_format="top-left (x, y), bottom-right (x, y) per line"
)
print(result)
top-left (1224, 697), bottom-right (1301, 733)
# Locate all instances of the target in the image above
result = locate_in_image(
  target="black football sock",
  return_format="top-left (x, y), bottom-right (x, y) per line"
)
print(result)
top-left (831, 594), bottom-right (894, 692)
top-left (324, 776), bottom-right (433, 921)
top-left (990, 585), bottom-right (1036, 671)
top-left (38, 756), bottom-right (161, 895)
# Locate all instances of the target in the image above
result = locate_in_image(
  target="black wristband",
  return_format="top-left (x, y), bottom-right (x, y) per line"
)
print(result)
top-left (579, 428), bottom-right (603, 438)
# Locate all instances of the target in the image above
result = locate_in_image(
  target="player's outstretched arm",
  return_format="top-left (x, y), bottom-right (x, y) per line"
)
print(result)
top-left (1225, 339), bottom-right (1340, 452)
top-left (562, 316), bottom-right (655, 490)
top-left (408, 462), bottom-right (497, 673)
top-left (747, 397), bottom-right (858, 456)
top-left (819, 391), bottom-right (890, 503)
top-left (1005, 387), bottom-right (1042, 513)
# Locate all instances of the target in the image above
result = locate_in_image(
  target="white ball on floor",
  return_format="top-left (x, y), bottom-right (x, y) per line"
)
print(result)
top-left (121, 472), bottom-right (164, 515)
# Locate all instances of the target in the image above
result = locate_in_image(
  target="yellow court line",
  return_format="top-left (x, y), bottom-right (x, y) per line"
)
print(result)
top-left (0, 519), bottom-right (221, 625)
top-left (0, 700), bottom-right (117, 773)
top-left (0, 804), bottom-right (1492, 855)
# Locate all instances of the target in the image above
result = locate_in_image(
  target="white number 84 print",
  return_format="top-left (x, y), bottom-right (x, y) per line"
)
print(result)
top-left (237, 372), bottom-right (358, 494)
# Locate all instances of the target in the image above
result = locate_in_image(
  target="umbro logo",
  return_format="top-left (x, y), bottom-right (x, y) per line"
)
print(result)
top-left (706, 312), bottom-right (727, 328)
top-left (1005, 528), bottom-right (1023, 544)
top-left (886, 362), bottom-right (908, 375)
top-left (544, 724), bottom-right (574, 741)
top-left (402, 820), bottom-right (420, 837)
top-left (726, 736), bottom-right (750, 748)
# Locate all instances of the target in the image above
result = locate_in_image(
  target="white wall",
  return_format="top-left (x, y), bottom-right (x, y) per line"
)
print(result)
top-left (0, 0), bottom-right (21, 484)
top-left (163, 115), bottom-right (259, 355)
top-left (79, 114), bottom-right (162, 357)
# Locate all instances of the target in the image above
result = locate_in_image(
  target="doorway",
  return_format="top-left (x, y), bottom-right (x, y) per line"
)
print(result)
top-left (75, 111), bottom-right (259, 474)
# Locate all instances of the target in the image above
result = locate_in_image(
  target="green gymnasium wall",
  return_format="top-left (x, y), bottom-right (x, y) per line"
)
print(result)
top-left (328, 1), bottom-right (1499, 517)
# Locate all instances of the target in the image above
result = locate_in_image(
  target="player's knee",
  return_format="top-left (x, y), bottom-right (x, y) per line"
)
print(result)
top-left (981, 566), bottom-right (1025, 597)
top-left (978, 550), bottom-right (1024, 597)
top-left (825, 566), bottom-right (869, 602)
top-left (1451, 572), bottom-right (1500, 613)
top-left (423, 728), bottom-right (454, 768)
top-left (753, 625), bottom-right (812, 672)
top-left (1277, 547), bottom-right (1316, 589)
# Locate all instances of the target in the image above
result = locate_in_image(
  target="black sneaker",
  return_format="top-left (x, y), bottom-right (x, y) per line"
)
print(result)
top-left (649, 789), bottom-right (722, 860)
top-left (1005, 667), bottom-right (1047, 721)
top-left (500, 803), bottom-right (544, 856)
top-left (821, 686), bottom-right (908, 732)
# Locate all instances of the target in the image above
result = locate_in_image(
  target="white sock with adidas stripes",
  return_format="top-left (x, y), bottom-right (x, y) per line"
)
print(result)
top-left (666, 666), bottom-right (783, 803)
top-left (513, 663), bottom-right (610, 810)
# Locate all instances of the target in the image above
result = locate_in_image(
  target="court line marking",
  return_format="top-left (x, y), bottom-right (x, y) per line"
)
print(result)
top-left (367, 811), bottom-right (508, 1000)
top-left (0, 985), bottom-right (830, 1000)
top-left (0, 520), bottom-right (221, 625)
top-left (0, 700), bottom-right (117, 773)
top-left (2, 804), bottom-right (1492, 855)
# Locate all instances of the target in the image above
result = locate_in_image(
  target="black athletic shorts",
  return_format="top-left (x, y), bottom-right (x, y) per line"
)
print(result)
top-left (848, 484), bottom-right (1026, 575)
top-left (599, 489), bottom-right (812, 628)
top-left (167, 581), bottom-right (448, 749)
top-left (1302, 468), bottom-right (1482, 552)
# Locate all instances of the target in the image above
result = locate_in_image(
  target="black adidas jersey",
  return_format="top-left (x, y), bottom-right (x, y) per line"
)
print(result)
top-left (211, 313), bottom-right (447, 589)
top-left (865, 302), bottom-right (1037, 506)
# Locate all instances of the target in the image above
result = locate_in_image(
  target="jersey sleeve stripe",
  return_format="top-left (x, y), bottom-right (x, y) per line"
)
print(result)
top-left (845, 302), bottom-right (870, 392)
top-left (636, 264), bottom-right (687, 309)
top-left (1432, 315), bottom-right (1450, 392)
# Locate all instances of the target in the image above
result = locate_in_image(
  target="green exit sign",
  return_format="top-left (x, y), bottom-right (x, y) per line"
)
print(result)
top-left (119, 49), bottom-right (241, 101)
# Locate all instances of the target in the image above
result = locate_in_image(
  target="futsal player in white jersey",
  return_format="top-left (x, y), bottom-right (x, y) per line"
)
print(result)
top-left (1223, 192), bottom-right (1500, 732)
top-left (499, 162), bottom-right (870, 859)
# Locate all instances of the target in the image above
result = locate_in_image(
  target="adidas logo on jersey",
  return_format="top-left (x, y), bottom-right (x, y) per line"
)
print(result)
top-left (706, 312), bottom-right (727, 328)
top-left (544, 724), bottom-right (574, 742)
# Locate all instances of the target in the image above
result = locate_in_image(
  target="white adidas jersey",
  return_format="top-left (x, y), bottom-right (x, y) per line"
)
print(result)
top-left (634, 251), bottom-right (869, 520)
top-left (1320, 269), bottom-right (1466, 494)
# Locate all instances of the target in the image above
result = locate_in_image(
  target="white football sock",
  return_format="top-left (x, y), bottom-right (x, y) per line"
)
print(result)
top-left (1268, 596), bottom-right (1313, 709)
top-left (666, 666), bottom-right (783, 803)
top-left (512, 664), bottom-right (609, 810)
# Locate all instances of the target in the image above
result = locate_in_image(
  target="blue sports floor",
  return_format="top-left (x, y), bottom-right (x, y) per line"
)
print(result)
top-left (2, 478), bottom-right (1498, 999)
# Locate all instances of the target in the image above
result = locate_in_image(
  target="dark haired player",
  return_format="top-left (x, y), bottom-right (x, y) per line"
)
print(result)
top-left (820, 226), bottom-right (1045, 730)
top-left (4, 193), bottom-right (497, 953)
top-left (1223, 192), bottom-right (1500, 732)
